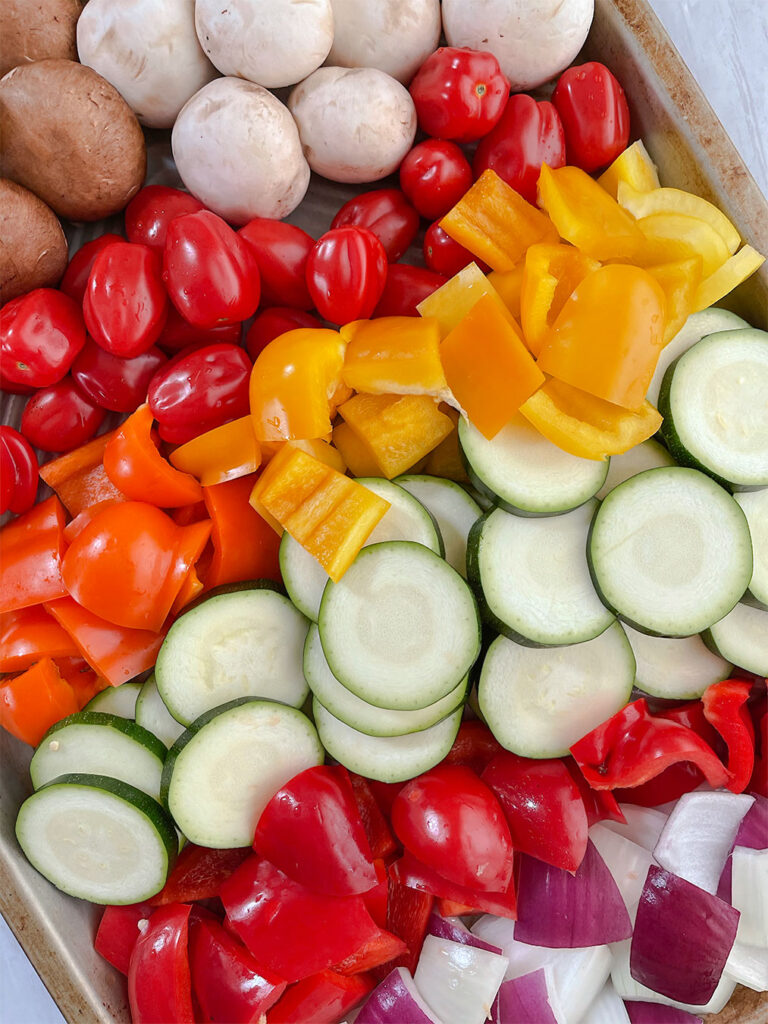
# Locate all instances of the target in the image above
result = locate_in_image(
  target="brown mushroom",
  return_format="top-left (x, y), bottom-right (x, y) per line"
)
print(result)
top-left (0, 178), bottom-right (68, 305)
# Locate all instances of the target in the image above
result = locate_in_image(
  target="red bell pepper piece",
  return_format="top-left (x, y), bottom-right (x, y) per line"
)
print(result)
top-left (220, 857), bottom-right (381, 983)
top-left (0, 656), bottom-right (79, 745)
top-left (390, 852), bottom-right (517, 920)
top-left (702, 680), bottom-right (755, 794)
top-left (565, 757), bottom-right (626, 825)
top-left (570, 698), bottom-right (730, 791)
top-left (95, 902), bottom-right (154, 975)
top-left (348, 773), bottom-right (398, 861)
top-left (0, 604), bottom-right (79, 672)
top-left (149, 844), bottom-right (252, 906)
top-left (128, 903), bottom-right (195, 1024)
top-left (365, 779), bottom-right (404, 819)
top-left (332, 928), bottom-right (407, 975)
top-left (0, 495), bottom-right (68, 613)
top-left (436, 898), bottom-right (481, 916)
top-left (376, 875), bottom-right (434, 976)
top-left (54, 655), bottom-right (108, 709)
top-left (752, 705), bottom-right (768, 798)
top-left (38, 431), bottom-right (126, 517)
top-left (202, 475), bottom-right (281, 590)
top-left (363, 860), bottom-right (389, 929)
top-left (440, 720), bottom-right (504, 774)
top-left (254, 765), bottom-right (377, 897)
top-left (189, 914), bottom-right (287, 1024)
top-left (266, 970), bottom-right (375, 1024)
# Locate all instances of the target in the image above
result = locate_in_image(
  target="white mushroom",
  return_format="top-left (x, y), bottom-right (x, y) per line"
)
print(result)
top-left (288, 66), bottom-right (417, 184)
top-left (194, 0), bottom-right (334, 89)
top-left (171, 78), bottom-right (310, 224)
top-left (326, 0), bottom-right (441, 85)
top-left (76, 0), bottom-right (218, 130)
top-left (442, 0), bottom-right (595, 92)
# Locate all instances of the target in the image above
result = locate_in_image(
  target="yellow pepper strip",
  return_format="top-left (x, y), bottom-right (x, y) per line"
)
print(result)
top-left (537, 264), bottom-right (667, 411)
top-left (338, 393), bottom-right (455, 479)
top-left (520, 244), bottom-right (601, 356)
top-left (537, 164), bottom-right (644, 262)
top-left (249, 328), bottom-right (347, 442)
top-left (421, 406), bottom-right (470, 484)
top-left (332, 423), bottom-right (383, 478)
top-left (248, 492), bottom-right (284, 536)
top-left (520, 378), bottom-right (663, 460)
top-left (693, 245), bottom-right (766, 313)
top-left (440, 169), bottom-right (559, 271)
top-left (340, 316), bottom-right (447, 397)
top-left (416, 262), bottom-right (524, 340)
top-left (250, 446), bottom-right (389, 581)
top-left (169, 416), bottom-right (261, 486)
top-left (597, 140), bottom-right (661, 198)
top-left (617, 183), bottom-right (740, 254)
top-left (646, 257), bottom-right (703, 345)
top-left (488, 265), bottom-right (524, 319)
top-left (634, 213), bottom-right (730, 276)
top-left (260, 438), bottom-right (347, 475)
top-left (440, 294), bottom-right (545, 440)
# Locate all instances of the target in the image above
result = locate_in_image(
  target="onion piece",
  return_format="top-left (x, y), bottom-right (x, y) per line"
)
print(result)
top-left (413, 935), bottom-right (509, 1024)
top-left (652, 791), bottom-right (754, 894)
top-left (624, 1000), bottom-right (703, 1023)
top-left (630, 866), bottom-right (739, 1004)
top-left (611, 939), bottom-right (736, 1015)
top-left (515, 840), bottom-right (632, 948)
top-left (605, 805), bottom-right (668, 851)
top-left (583, 981), bottom-right (631, 1023)
top-left (731, 847), bottom-right (768, 947)
top-left (490, 968), bottom-right (563, 1024)
top-left (427, 913), bottom-right (502, 954)
top-left (355, 967), bottom-right (442, 1024)
top-left (724, 938), bottom-right (768, 991)
top-left (717, 792), bottom-right (768, 902)
top-left (589, 824), bottom-right (655, 921)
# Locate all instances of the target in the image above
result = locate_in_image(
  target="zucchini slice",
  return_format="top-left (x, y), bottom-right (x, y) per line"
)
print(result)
top-left (704, 603), bottom-right (768, 676)
top-left (135, 675), bottom-right (185, 748)
top-left (623, 624), bottom-right (732, 700)
top-left (734, 489), bottom-right (768, 605)
top-left (596, 439), bottom-right (675, 500)
top-left (395, 475), bottom-right (482, 578)
top-left (85, 681), bottom-right (142, 718)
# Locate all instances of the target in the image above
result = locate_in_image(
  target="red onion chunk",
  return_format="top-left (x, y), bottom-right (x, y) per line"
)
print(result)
top-left (630, 866), bottom-right (739, 1004)
top-left (611, 938), bottom-right (736, 1014)
top-left (589, 825), bottom-right (655, 921)
top-left (356, 967), bottom-right (443, 1024)
top-left (491, 969), bottom-right (559, 1024)
top-left (625, 1001), bottom-right (702, 1023)
top-left (717, 792), bottom-right (768, 902)
top-left (515, 840), bottom-right (632, 948)
top-left (413, 935), bottom-right (509, 1024)
top-left (427, 913), bottom-right (502, 954)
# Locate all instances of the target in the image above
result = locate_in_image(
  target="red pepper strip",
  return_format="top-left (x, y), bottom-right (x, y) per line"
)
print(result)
top-left (103, 404), bottom-right (203, 508)
top-left (202, 475), bottom-right (281, 590)
top-left (172, 500), bottom-right (209, 526)
top-left (440, 720), bottom-right (505, 774)
top-left (0, 495), bottom-right (68, 613)
top-left (44, 597), bottom-right (165, 687)
top-left (38, 431), bottom-right (126, 517)
top-left (366, 779), bottom-right (404, 819)
top-left (373, 876), bottom-right (433, 979)
top-left (702, 680), bottom-right (755, 794)
top-left (751, 708), bottom-right (768, 797)
top-left (333, 928), bottom-right (408, 975)
top-left (266, 970), bottom-right (376, 1024)
top-left (564, 757), bottom-right (626, 826)
top-left (349, 773), bottom-right (398, 860)
top-left (570, 698), bottom-right (730, 790)
top-left (390, 852), bottom-right (517, 920)
top-left (149, 845), bottom-right (252, 906)
top-left (363, 860), bottom-right (389, 929)
top-left (0, 604), bottom-right (79, 672)
top-left (94, 903), bottom-right (154, 975)
top-left (0, 657), bottom-right (79, 746)
top-left (128, 904), bottom-right (195, 1024)
top-left (436, 898), bottom-right (481, 916)
top-left (54, 655), bottom-right (109, 709)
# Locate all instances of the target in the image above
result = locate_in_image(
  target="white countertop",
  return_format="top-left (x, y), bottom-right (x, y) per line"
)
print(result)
top-left (1, 2), bottom-right (766, 1021)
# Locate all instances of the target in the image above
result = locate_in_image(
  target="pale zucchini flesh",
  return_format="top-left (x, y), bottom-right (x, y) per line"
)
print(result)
top-left (85, 681), bottom-right (142, 718)
top-left (596, 439), bottom-right (675, 501)
top-left (704, 603), bottom-right (768, 676)
top-left (623, 624), bottom-right (732, 699)
top-left (395, 474), bottom-right (482, 578)
top-left (734, 489), bottom-right (768, 605)
top-left (135, 675), bottom-right (186, 748)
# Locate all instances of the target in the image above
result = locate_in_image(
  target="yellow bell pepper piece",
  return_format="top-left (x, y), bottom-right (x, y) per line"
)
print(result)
top-left (520, 378), bottom-right (663, 460)
top-left (248, 492), bottom-right (284, 537)
top-left (340, 317), bottom-right (447, 397)
top-left (537, 264), bottom-right (667, 410)
top-left (634, 213), bottom-right (730, 275)
top-left (169, 416), bottom-right (261, 486)
top-left (646, 258), bottom-right (703, 345)
top-left (416, 262), bottom-right (523, 340)
top-left (617, 183), bottom-right (740, 255)
top-left (488, 266), bottom-right (524, 319)
top-left (440, 294), bottom-right (545, 440)
top-left (331, 422), bottom-right (383, 478)
top-left (537, 164), bottom-right (645, 261)
top-left (250, 446), bottom-right (389, 581)
top-left (440, 169), bottom-right (558, 271)
top-left (693, 245), bottom-right (766, 313)
top-left (598, 140), bottom-right (660, 198)
top-left (260, 438), bottom-right (347, 475)
top-left (519, 244), bottom-right (600, 356)
top-left (420, 406), bottom-right (469, 483)
top-left (338, 393), bottom-right (455, 479)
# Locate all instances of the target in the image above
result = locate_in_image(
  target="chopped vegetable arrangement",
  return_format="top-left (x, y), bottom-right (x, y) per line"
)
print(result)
top-left (1, 0), bottom-right (767, 1021)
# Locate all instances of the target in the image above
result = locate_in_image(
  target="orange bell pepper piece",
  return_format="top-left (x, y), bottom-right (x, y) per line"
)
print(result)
top-left (171, 564), bottom-right (205, 617)
top-left (416, 262), bottom-right (524, 340)
top-left (0, 495), bottom-right (68, 614)
top-left (441, 169), bottom-right (558, 271)
top-left (341, 317), bottom-right (447, 397)
top-left (421, 406), bottom-right (470, 484)
top-left (331, 423), bottom-right (384, 478)
top-left (537, 264), bottom-right (667, 410)
top-left (251, 446), bottom-right (390, 582)
top-left (597, 140), bottom-right (660, 198)
top-left (693, 245), bottom-right (766, 312)
top-left (202, 474), bottom-right (282, 589)
top-left (441, 294), bottom-right (545, 440)
top-left (249, 328), bottom-right (347, 442)
top-left (337, 393), bottom-right (455, 479)
top-left (488, 265), bottom-right (524, 320)
top-left (103, 404), bottom-right (203, 508)
top-left (537, 164), bottom-right (644, 261)
top-left (63, 499), bottom-right (124, 543)
top-left (520, 378), bottom-right (663, 460)
top-left (54, 655), bottom-right (109, 709)
top-left (646, 258), bottom-right (703, 345)
top-left (260, 438), bottom-right (346, 476)
top-left (38, 432), bottom-right (126, 517)
top-left (0, 605), bottom-right (80, 673)
top-left (633, 213), bottom-right (730, 276)
top-left (520, 244), bottom-right (601, 356)
top-left (45, 597), bottom-right (166, 687)
top-left (0, 657), bottom-right (79, 746)
top-left (169, 416), bottom-right (262, 487)
top-left (617, 183), bottom-right (740, 255)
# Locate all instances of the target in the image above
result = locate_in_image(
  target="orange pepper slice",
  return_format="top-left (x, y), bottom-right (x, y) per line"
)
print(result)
top-left (202, 474), bottom-right (282, 589)
top-left (169, 416), bottom-right (262, 487)
top-left (0, 657), bottom-right (79, 746)
top-left (417, 262), bottom-right (524, 340)
top-left (0, 605), bottom-right (80, 673)
top-left (520, 243), bottom-right (600, 356)
top-left (0, 495), bottom-right (68, 613)
top-left (341, 316), bottom-right (447, 397)
top-left (488, 265), bottom-right (524, 320)
top-left (260, 438), bottom-right (346, 475)
top-left (38, 432), bottom-right (126, 517)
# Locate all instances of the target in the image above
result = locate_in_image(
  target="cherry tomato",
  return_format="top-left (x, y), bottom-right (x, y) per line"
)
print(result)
top-left (410, 47), bottom-right (510, 143)
top-left (163, 211), bottom-right (261, 329)
top-left (552, 62), bottom-right (631, 172)
top-left (59, 234), bottom-right (125, 304)
top-left (125, 185), bottom-right (205, 252)
top-left (330, 190), bottom-right (420, 263)
top-left (157, 306), bottom-right (242, 354)
top-left (148, 342), bottom-right (252, 444)
top-left (0, 289), bottom-right (85, 388)
top-left (399, 141), bottom-right (473, 220)
top-left (305, 226), bottom-right (388, 325)
top-left (0, 372), bottom-right (34, 395)
top-left (424, 222), bottom-right (486, 277)
top-left (21, 378), bottom-right (105, 452)
top-left (391, 765), bottom-right (514, 892)
top-left (473, 94), bottom-right (566, 204)
top-left (84, 242), bottom-right (168, 358)
top-left (71, 338), bottom-right (167, 412)
top-left (0, 426), bottom-right (38, 516)
top-left (245, 307), bottom-right (322, 362)
top-left (372, 264), bottom-right (447, 318)
top-left (239, 218), bottom-right (314, 309)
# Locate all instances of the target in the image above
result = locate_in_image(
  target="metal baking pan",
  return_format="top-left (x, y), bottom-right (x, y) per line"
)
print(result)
top-left (1, 0), bottom-right (766, 1019)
